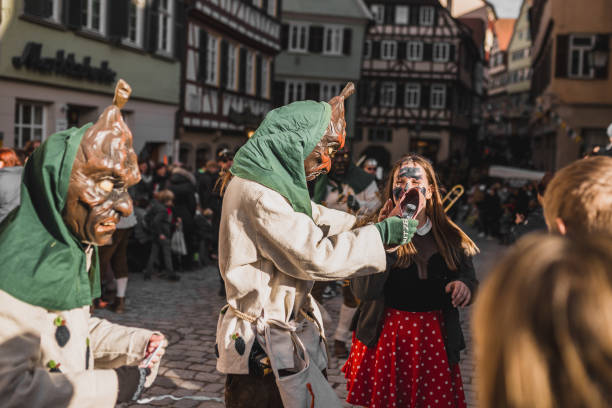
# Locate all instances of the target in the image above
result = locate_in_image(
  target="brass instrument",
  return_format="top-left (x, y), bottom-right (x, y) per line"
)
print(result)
top-left (442, 184), bottom-right (464, 213)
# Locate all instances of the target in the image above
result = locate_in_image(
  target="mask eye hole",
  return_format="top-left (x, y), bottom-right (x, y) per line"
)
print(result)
top-left (98, 180), bottom-right (114, 193)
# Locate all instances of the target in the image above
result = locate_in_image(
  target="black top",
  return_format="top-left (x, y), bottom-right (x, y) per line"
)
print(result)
top-left (349, 243), bottom-right (478, 365)
top-left (384, 253), bottom-right (453, 312)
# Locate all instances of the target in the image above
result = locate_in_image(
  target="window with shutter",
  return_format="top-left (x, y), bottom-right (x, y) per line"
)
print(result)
top-left (197, 29), bottom-right (208, 82)
top-left (261, 58), bottom-right (270, 99)
top-left (395, 5), bottom-right (409, 25)
top-left (145, 0), bottom-right (160, 52)
top-left (281, 24), bottom-right (289, 50)
top-left (372, 41), bottom-right (381, 59)
top-left (431, 84), bottom-right (446, 109)
top-left (157, 0), bottom-right (173, 53)
top-left (24, 0), bottom-right (57, 20)
top-left (380, 82), bottom-right (396, 107)
top-left (342, 28), bottom-right (352, 55)
top-left (397, 41), bottom-right (407, 60)
top-left (384, 4), bottom-right (394, 24)
top-left (364, 40), bottom-right (371, 58)
top-left (405, 83), bottom-right (420, 108)
top-left (419, 6), bottom-right (434, 26)
top-left (82, 0), bottom-right (107, 34)
top-left (308, 26), bottom-right (324, 53)
top-left (305, 83), bottom-right (320, 100)
top-left (255, 55), bottom-right (262, 97)
top-left (108, 0), bottom-right (129, 39)
top-left (272, 80), bottom-right (285, 107)
top-left (381, 41), bottom-right (397, 60)
top-left (433, 43), bottom-right (449, 62)
top-left (407, 41), bottom-right (423, 61)
top-left (370, 4), bottom-right (384, 25)
top-left (173, 0), bottom-right (185, 59)
top-left (239, 47), bottom-right (247, 92)
top-left (206, 35), bottom-right (219, 85)
top-left (288, 23), bottom-right (309, 52)
top-left (219, 40), bottom-right (228, 88)
top-left (285, 81), bottom-right (305, 104)
top-left (124, 1), bottom-right (144, 46)
top-left (245, 51), bottom-right (254, 95)
top-left (555, 34), bottom-right (569, 78)
top-left (323, 26), bottom-right (343, 55)
top-left (568, 35), bottom-right (595, 79)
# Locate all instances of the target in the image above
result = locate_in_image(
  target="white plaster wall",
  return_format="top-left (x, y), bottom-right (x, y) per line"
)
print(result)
top-left (0, 79), bottom-right (176, 157)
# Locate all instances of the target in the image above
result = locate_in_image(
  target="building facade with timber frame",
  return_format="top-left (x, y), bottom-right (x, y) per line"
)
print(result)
top-left (354, 0), bottom-right (483, 169)
top-left (179, 0), bottom-right (281, 170)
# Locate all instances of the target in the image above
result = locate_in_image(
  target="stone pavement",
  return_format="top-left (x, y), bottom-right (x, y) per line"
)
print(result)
top-left (98, 227), bottom-right (507, 408)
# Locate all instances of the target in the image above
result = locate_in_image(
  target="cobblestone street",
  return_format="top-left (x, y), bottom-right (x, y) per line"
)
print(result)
top-left (98, 227), bottom-right (507, 408)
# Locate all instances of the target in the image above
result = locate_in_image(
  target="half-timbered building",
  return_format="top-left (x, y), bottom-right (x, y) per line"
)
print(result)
top-left (179, 0), bottom-right (281, 169)
top-left (273, 0), bottom-right (372, 141)
top-left (353, 0), bottom-right (483, 168)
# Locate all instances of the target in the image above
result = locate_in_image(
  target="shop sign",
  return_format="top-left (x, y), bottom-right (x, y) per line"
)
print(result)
top-left (12, 42), bottom-right (116, 85)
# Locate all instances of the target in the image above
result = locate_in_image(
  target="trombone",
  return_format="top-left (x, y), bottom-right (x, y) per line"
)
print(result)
top-left (442, 185), bottom-right (464, 213)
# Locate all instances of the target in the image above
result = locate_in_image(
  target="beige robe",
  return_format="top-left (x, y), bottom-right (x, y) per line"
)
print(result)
top-left (216, 176), bottom-right (387, 374)
top-left (0, 289), bottom-right (161, 407)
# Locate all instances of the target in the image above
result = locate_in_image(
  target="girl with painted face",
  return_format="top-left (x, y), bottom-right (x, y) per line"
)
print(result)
top-left (342, 154), bottom-right (479, 408)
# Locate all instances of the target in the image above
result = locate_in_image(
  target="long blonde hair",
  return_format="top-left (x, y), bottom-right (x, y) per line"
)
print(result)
top-left (383, 155), bottom-right (478, 269)
top-left (474, 233), bottom-right (612, 408)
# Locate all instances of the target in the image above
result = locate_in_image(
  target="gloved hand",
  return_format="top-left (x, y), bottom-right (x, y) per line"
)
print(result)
top-left (375, 217), bottom-right (418, 246)
top-left (115, 366), bottom-right (151, 403)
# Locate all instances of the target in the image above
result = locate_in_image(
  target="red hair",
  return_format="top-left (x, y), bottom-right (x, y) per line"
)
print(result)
top-left (0, 148), bottom-right (22, 167)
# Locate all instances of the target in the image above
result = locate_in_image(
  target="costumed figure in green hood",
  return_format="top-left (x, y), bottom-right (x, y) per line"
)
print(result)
top-left (0, 80), bottom-right (166, 407)
top-left (311, 145), bottom-right (382, 359)
top-left (215, 83), bottom-right (418, 408)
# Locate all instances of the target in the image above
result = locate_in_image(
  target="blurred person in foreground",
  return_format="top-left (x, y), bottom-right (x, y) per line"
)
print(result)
top-left (0, 80), bottom-right (165, 406)
top-left (0, 148), bottom-right (23, 223)
top-left (474, 233), bottom-right (612, 408)
top-left (344, 154), bottom-right (479, 408)
top-left (543, 156), bottom-right (612, 236)
top-left (215, 85), bottom-right (418, 408)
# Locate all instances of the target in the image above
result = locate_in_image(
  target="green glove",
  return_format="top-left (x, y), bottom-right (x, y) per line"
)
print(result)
top-left (375, 217), bottom-right (418, 246)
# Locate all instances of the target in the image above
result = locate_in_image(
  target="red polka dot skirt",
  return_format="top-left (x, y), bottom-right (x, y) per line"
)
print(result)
top-left (342, 308), bottom-right (467, 408)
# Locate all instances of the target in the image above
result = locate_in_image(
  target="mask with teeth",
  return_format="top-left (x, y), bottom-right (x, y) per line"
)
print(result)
top-left (392, 166), bottom-right (427, 219)
top-left (304, 83), bottom-right (354, 181)
top-left (62, 80), bottom-right (140, 246)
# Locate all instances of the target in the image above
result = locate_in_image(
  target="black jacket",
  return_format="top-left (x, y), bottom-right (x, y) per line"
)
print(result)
top-left (350, 252), bottom-right (478, 365)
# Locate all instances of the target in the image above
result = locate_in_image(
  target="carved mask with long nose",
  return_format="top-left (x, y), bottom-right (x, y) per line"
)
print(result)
top-left (62, 80), bottom-right (140, 245)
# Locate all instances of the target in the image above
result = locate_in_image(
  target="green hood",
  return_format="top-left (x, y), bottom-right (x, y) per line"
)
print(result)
top-left (0, 125), bottom-right (100, 311)
top-left (230, 101), bottom-right (331, 218)
top-left (312, 164), bottom-right (376, 204)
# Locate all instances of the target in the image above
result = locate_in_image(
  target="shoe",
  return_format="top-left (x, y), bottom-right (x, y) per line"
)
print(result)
top-left (478, 232), bottom-right (485, 238)
top-left (110, 297), bottom-right (125, 314)
top-left (334, 340), bottom-right (349, 359)
top-left (164, 273), bottom-right (180, 281)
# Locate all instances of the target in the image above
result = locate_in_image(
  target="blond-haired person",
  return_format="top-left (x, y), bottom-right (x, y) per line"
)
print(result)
top-left (474, 233), bottom-right (612, 408)
top-left (543, 156), bottom-right (612, 235)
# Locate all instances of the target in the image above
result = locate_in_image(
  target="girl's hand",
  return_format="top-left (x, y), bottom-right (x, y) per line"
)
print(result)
top-left (445, 281), bottom-right (471, 308)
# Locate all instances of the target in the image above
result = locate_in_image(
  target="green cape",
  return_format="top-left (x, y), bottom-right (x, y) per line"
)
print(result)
top-left (230, 101), bottom-right (331, 218)
top-left (312, 164), bottom-right (376, 204)
top-left (0, 125), bottom-right (101, 311)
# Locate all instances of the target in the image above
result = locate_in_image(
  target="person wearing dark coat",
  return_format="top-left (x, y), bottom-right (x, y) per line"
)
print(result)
top-left (167, 166), bottom-right (197, 269)
top-left (143, 190), bottom-right (179, 281)
top-left (343, 155), bottom-right (479, 408)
